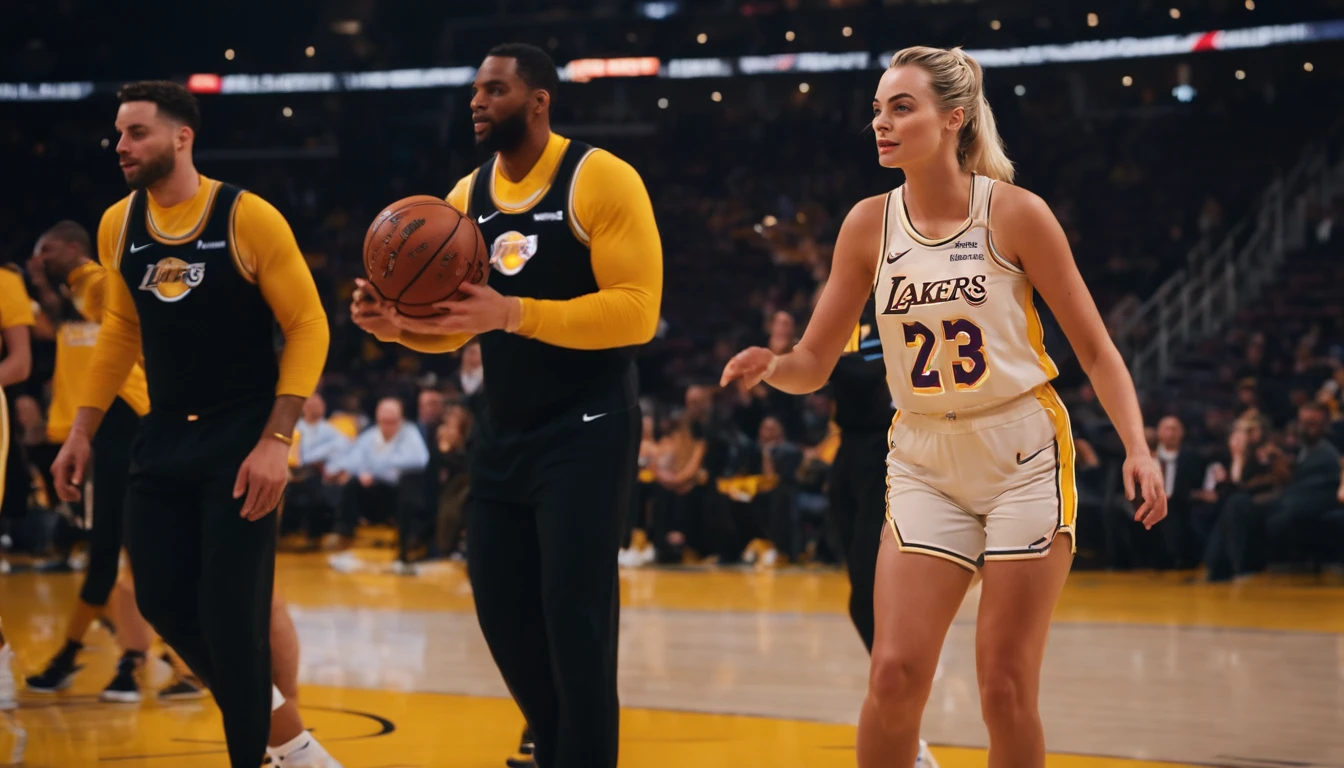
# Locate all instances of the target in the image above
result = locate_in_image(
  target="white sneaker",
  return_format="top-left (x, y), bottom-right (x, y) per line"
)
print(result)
top-left (760, 547), bottom-right (778, 568)
top-left (0, 644), bottom-right (17, 710)
top-left (268, 734), bottom-right (342, 767)
top-left (327, 551), bottom-right (363, 574)
top-left (916, 739), bottom-right (939, 767)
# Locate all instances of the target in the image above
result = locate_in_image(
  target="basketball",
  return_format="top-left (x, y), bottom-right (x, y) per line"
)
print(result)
top-left (362, 195), bottom-right (489, 317)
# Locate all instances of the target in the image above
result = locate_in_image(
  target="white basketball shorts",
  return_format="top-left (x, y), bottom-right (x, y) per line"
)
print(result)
top-left (884, 383), bottom-right (1078, 571)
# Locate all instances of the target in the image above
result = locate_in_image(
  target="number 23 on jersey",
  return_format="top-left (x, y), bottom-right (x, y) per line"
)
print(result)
top-left (903, 318), bottom-right (989, 394)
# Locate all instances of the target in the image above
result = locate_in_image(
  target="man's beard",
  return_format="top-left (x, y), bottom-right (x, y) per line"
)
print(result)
top-left (124, 150), bottom-right (176, 191)
top-left (476, 106), bottom-right (529, 155)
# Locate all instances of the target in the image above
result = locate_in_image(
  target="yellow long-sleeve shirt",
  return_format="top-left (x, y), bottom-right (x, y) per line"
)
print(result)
top-left (394, 132), bottom-right (662, 354)
top-left (46, 262), bottom-right (152, 442)
top-left (81, 175), bottom-right (329, 412)
top-left (0, 269), bottom-right (35, 332)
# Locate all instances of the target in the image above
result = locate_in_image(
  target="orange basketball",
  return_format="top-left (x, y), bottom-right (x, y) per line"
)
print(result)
top-left (362, 195), bottom-right (489, 318)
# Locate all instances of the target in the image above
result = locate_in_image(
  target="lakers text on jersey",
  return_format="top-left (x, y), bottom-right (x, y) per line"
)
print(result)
top-left (873, 173), bottom-right (1057, 415)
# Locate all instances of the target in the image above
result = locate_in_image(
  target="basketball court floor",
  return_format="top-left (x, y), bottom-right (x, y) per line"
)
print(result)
top-left (1, 550), bottom-right (1341, 767)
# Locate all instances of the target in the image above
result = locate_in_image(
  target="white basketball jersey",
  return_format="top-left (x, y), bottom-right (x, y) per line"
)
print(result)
top-left (873, 174), bottom-right (1058, 414)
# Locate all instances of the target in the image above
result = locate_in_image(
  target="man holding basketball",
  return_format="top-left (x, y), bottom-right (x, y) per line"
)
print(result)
top-left (352, 43), bottom-right (662, 768)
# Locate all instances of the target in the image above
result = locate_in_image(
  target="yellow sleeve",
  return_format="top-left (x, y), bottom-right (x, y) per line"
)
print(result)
top-left (67, 261), bottom-right (109, 323)
top-left (0, 270), bottom-right (35, 329)
top-left (80, 200), bottom-right (144, 412)
top-left (445, 171), bottom-right (475, 213)
top-left (232, 193), bottom-right (330, 399)
top-left (514, 150), bottom-right (662, 349)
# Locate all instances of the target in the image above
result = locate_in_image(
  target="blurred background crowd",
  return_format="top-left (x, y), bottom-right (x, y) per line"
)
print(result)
top-left (2, 0), bottom-right (1343, 581)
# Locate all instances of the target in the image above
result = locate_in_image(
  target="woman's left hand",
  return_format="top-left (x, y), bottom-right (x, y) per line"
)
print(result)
top-left (1123, 453), bottom-right (1168, 529)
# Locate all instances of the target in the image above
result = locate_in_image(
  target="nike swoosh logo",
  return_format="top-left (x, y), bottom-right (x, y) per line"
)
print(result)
top-left (1016, 443), bottom-right (1054, 465)
top-left (477, 211), bottom-right (500, 224)
top-left (886, 248), bottom-right (911, 264)
top-left (582, 412), bottom-right (608, 422)
top-left (129, 243), bottom-right (152, 253)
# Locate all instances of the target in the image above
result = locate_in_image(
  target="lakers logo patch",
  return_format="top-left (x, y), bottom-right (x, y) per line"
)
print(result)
top-left (489, 231), bottom-right (538, 276)
top-left (139, 257), bottom-right (206, 303)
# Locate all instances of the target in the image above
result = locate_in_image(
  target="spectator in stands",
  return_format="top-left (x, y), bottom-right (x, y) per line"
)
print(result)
top-left (651, 407), bottom-right (707, 563)
top-left (282, 393), bottom-right (350, 548)
top-left (1264, 402), bottom-right (1342, 563)
top-left (431, 404), bottom-right (472, 561)
top-left (325, 398), bottom-right (430, 552)
top-left (1151, 416), bottom-right (1208, 569)
top-left (1205, 403), bottom-right (1340, 580)
top-left (619, 411), bottom-right (660, 568)
top-left (457, 340), bottom-right (484, 420)
top-left (1234, 378), bottom-right (1273, 435)
top-left (415, 388), bottom-right (446, 441)
top-left (751, 416), bottom-right (803, 564)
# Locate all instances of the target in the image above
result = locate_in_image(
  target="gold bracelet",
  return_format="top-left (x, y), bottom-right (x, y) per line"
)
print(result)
top-left (270, 431), bottom-right (294, 446)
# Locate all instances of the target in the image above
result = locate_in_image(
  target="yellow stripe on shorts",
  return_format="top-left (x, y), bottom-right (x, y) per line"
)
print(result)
top-left (1031, 383), bottom-right (1077, 542)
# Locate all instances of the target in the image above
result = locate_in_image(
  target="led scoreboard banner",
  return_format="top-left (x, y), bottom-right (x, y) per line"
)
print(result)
top-left (3, 20), bottom-right (1341, 101)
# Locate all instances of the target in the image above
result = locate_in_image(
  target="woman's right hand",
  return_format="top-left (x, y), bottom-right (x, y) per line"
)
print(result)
top-left (719, 347), bottom-right (778, 389)
top-left (350, 278), bottom-right (400, 340)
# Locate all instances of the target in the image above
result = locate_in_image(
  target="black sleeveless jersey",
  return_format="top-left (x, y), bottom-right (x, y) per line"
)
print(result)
top-left (466, 141), bottom-right (635, 429)
top-left (830, 302), bottom-right (896, 434)
top-left (119, 183), bottom-right (279, 416)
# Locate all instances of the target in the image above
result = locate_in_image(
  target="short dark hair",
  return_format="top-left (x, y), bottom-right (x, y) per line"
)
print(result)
top-left (117, 80), bottom-right (201, 133)
top-left (42, 220), bottom-right (92, 255)
top-left (486, 43), bottom-right (560, 102)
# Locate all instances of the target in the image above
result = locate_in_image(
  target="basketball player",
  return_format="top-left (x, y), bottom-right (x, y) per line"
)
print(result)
top-left (0, 264), bottom-right (35, 713)
top-left (830, 319), bottom-right (894, 652)
top-left (49, 81), bottom-right (332, 767)
top-left (28, 221), bottom-right (336, 768)
top-left (23, 221), bottom-right (189, 702)
top-left (0, 264), bottom-right (33, 539)
top-left (350, 43), bottom-right (661, 768)
top-left (721, 47), bottom-right (1166, 767)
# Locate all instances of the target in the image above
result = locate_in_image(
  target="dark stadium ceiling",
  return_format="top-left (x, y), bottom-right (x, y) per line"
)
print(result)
top-left (3, 0), bottom-right (1343, 83)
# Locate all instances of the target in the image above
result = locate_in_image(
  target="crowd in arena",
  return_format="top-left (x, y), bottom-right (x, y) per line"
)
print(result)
top-left (3, 9), bottom-right (1344, 582)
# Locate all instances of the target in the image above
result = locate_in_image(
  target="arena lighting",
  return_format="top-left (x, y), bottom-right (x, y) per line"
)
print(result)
top-left (562, 57), bottom-right (660, 83)
top-left (3, 20), bottom-right (1342, 101)
top-left (0, 81), bottom-right (95, 101)
top-left (186, 73), bottom-right (222, 93)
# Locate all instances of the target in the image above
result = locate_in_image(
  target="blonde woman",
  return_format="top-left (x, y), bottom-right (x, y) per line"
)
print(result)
top-left (721, 46), bottom-right (1166, 766)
